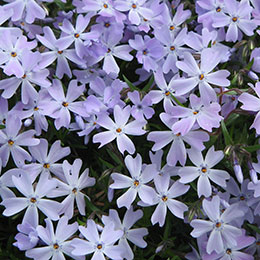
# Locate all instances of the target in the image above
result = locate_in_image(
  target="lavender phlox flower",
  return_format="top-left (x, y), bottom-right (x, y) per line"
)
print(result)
top-left (212, 0), bottom-right (257, 42)
top-left (197, 0), bottom-right (226, 29)
top-left (102, 207), bottom-right (148, 260)
top-left (24, 138), bottom-right (70, 181)
top-left (0, 30), bottom-right (36, 78)
top-left (238, 82), bottom-right (260, 134)
top-left (56, 14), bottom-right (100, 58)
top-left (245, 232), bottom-right (260, 257)
top-left (154, 26), bottom-right (189, 74)
top-left (1, 172), bottom-right (61, 227)
top-left (82, 0), bottom-right (126, 23)
top-left (220, 90), bottom-right (238, 118)
top-left (0, 6), bottom-right (13, 25)
top-left (37, 26), bottom-right (84, 79)
top-left (48, 159), bottom-right (95, 219)
top-left (71, 219), bottom-right (124, 259)
top-left (149, 69), bottom-right (185, 110)
top-left (0, 50), bottom-right (51, 104)
top-left (47, 79), bottom-right (88, 130)
top-left (148, 174), bottom-right (189, 227)
top-left (174, 49), bottom-right (230, 104)
top-left (3, 0), bottom-right (48, 24)
top-left (128, 90), bottom-right (155, 121)
top-left (13, 19), bottom-right (43, 39)
top-left (147, 110), bottom-right (209, 166)
top-left (114, 0), bottom-right (153, 25)
top-left (93, 105), bottom-right (146, 155)
top-left (203, 230), bottom-right (255, 260)
top-left (73, 64), bottom-right (102, 84)
top-left (178, 146), bottom-right (230, 198)
top-left (22, 90), bottom-right (53, 136)
top-left (110, 153), bottom-right (157, 209)
top-left (160, 3), bottom-right (191, 35)
top-left (96, 31), bottom-right (133, 75)
top-left (190, 195), bottom-right (244, 254)
top-left (14, 222), bottom-right (39, 251)
top-left (129, 34), bottom-right (164, 72)
top-left (170, 94), bottom-right (223, 136)
top-left (225, 177), bottom-right (254, 224)
top-left (0, 114), bottom-right (39, 167)
top-left (26, 216), bottom-right (83, 260)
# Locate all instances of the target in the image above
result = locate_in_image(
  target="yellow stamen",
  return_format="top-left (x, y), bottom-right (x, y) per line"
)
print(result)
top-left (74, 33), bottom-right (80, 38)
top-left (58, 50), bottom-right (63, 54)
top-left (201, 167), bottom-right (207, 173)
top-left (132, 3), bottom-right (137, 8)
top-left (43, 163), bottom-right (50, 169)
top-left (22, 74), bottom-right (26, 79)
top-left (133, 180), bottom-right (139, 186)
top-left (8, 140), bottom-right (14, 146)
top-left (170, 46), bottom-right (175, 51)
top-left (103, 3), bottom-right (108, 8)
top-left (72, 188), bottom-right (77, 194)
top-left (53, 243), bottom-right (59, 249)
top-left (226, 249), bottom-right (232, 255)
top-left (215, 222), bottom-right (221, 228)
top-left (143, 50), bottom-right (147, 55)
top-left (216, 7), bottom-right (221, 12)
top-left (176, 133), bottom-right (181, 136)
top-left (97, 244), bottom-right (102, 249)
top-left (240, 196), bottom-right (245, 201)
top-left (165, 91), bottom-right (170, 96)
top-left (169, 25), bottom-right (175, 31)
top-left (11, 52), bottom-right (17, 57)
top-left (116, 128), bottom-right (122, 133)
top-left (104, 23), bottom-right (110, 27)
top-left (62, 102), bottom-right (69, 107)
top-left (232, 17), bottom-right (238, 22)
top-left (34, 107), bottom-right (39, 111)
top-left (162, 195), bottom-right (168, 202)
top-left (193, 111), bottom-right (198, 115)
top-left (30, 197), bottom-right (37, 203)
top-left (199, 74), bottom-right (204, 80)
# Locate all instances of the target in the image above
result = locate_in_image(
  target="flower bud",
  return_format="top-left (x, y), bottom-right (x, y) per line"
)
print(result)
top-left (233, 158), bottom-right (243, 184)
top-left (24, 118), bottom-right (32, 127)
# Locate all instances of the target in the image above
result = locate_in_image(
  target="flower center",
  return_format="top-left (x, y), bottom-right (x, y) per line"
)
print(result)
top-left (11, 52), bottom-right (17, 57)
top-left (133, 180), bottom-right (139, 187)
top-left (58, 50), bottom-right (63, 54)
top-left (165, 91), bottom-right (170, 96)
top-left (107, 48), bottom-right (111, 53)
top-left (2, 119), bottom-right (6, 125)
top-left (72, 187), bottom-right (77, 194)
top-left (30, 197), bottom-right (37, 203)
top-left (8, 140), bottom-right (14, 146)
top-left (169, 25), bottom-right (175, 31)
top-left (43, 163), bottom-right (50, 169)
top-left (53, 243), bottom-right (59, 250)
top-left (216, 7), bottom-right (221, 12)
top-left (34, 106), bottom-right (39, 111)
top-left (215, 222), bottom-right (221, 228)
top-left (226, 248), bottom-right (232, 255)
top-left (116, 128), bottom-right (122, 133)
top-left (162, 195), bottom-right (168, 202)
top-left (143, 18), bottom-right (148, 22)
top-left (62, 102), bottom-right (69, 107)
top-left (104, 22), bottom-right (110, 27)
top-left (256, 241), bottom-right (260, 246)
top-left (103, 3), bottom-right (108, 8)
top-left (240, 195), bottom-right (245, 201)
top-left (143, 50), bottom-right (147, 55)
top-left (201, 167), bottom-right (207, 173)
top-left (170, 46), bottom-right (175, 51)
top-left (199, 74), bottom-right (204, 80)
top-left (97, 244), bottom-right (102, 249)
top-left (132, 3), bottom-right (137, 8)
top-left (176, 133), bottom-right (181, 136)
top-left (74, 33), bottom-right (80, 38)
top-left (22, 74), bottom-right (26, 79)
top-left (193, 111), bottom-right (199, 115)
top-left (232, 17), bottom-right (238, 22)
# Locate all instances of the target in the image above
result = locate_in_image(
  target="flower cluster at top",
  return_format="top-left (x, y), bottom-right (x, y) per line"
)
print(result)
top-left (0, 0), bottom-right (260, 259)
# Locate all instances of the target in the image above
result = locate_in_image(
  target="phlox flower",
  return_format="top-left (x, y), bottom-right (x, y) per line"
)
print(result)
top-left (47, 79), bottom-right (88, 130)
top-left (212, 0), bottom-right (257, 42)
top-left (102, 207), bottom-right (148, 260)
top-left (71, 219), bottom-right (124, 260)
top-left (178, 146), bottom-right (230, 198)
top-left (170, 94), bottom-right (223, 136)
top-left (93, 105), bottom-right (146, 155)
top-left (190, 195), bottom-right (244, 254)
top-left (110, 153), bottom-right (157, 209)
top-left (146, 174), bottom-right (189, 227)
top-left (26, 216), bottom-right (83, 260)
top-left (147, 108), bottom-right (209, 166)
top-left (0, 115), bottom-right (40, 167)
top-left (1, 172), bottom-right (61, 227)
top-left (48, 159), bottom-right (96, 219)
top-left (174, 49), bottom-right (230, 104)
top-left (24, 138), bottom-right (70, 181)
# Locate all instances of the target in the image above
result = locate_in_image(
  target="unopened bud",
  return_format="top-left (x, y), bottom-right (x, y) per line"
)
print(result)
top-left (24, 118), bottom-right (32, 127)
top-left (248, 71), bottom-right (259, 81)
top-left (248, 161), bottom-right (258, 184)
top-left (233, 158), bottom-right (243, 184)
top-left (155, 244), bottom-right (164, 253)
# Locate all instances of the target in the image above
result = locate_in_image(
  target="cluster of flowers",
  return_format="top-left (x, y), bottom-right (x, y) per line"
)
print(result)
top-left (0, 0), bottom-right (260, 259)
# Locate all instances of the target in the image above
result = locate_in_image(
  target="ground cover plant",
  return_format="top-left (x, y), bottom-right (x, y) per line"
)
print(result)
top-left (0, 0), bottom-right (260, 259)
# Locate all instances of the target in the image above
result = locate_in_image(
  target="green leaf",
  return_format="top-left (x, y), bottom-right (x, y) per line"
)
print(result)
top-left (106, 149), bottom-right (124, 167)
top-left (221, 120), bottom-right (233, 145)
top-left (143, 75), bottom-right (154, 92)
top-left (170, 94), bottom-right (185, 107)
top-left (123, 75), bottom-right (139, 91)
top-left (244, 144), bottom-right (260, 153)
top-left (0, 125), bottom-right (5, 129)
top-left (84, 196), bottom-right (101, 213)
top-left (245, 58), bottom-right (254, 70)
top-left (247, 223), bottom-right (260, 234)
